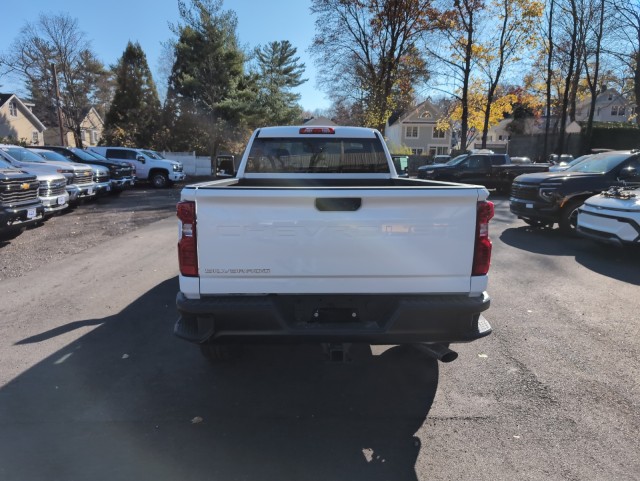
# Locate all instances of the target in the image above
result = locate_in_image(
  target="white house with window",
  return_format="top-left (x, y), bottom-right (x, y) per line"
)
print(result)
top-left (0, 93), bottom-right (46, 145)
top-left (574, 86), bottom-right (636, 123)
top-left (385, 100), bottom-right (451, 157)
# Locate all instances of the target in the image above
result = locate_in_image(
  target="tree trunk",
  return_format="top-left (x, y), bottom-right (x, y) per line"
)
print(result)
top-left (556, 0), bottom-right (578, 155)
top-left (543, 0), bottom-right (554, 162)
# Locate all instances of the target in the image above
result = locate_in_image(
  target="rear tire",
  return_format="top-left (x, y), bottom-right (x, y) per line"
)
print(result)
top-left (559, 199), bottom-right (583, 235)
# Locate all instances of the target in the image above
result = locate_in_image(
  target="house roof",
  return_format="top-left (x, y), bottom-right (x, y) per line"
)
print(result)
top-left (0, 93), bottom-right (47, 131)
top-left (387, 100), bottom-right (440, 126)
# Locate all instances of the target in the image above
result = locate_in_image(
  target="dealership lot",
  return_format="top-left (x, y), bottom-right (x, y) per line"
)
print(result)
top-left (0, 188), bottom-right (638, 481)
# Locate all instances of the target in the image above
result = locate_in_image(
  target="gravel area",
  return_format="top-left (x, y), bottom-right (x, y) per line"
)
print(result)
top-left (0, 179), bottom-right (210, 281)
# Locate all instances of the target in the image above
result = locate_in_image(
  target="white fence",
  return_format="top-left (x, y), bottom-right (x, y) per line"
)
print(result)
top-left (161, 151), bottom-right (213, 176)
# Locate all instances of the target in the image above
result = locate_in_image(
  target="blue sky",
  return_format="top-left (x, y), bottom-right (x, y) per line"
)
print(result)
top-left (1, 0), bottom-right (331, 112)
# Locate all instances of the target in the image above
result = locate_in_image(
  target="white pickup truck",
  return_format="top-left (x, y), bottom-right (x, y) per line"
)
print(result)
top-left (175, 126), bottom-right (494, 362)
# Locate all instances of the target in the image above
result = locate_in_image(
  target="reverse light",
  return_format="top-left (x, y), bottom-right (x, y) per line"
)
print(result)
top-left (299, 127), bottom-right (335, 134)
top-left (472, 201), bottom-right (494, 276)
top-left (177, 200), bottom-right (198, 276)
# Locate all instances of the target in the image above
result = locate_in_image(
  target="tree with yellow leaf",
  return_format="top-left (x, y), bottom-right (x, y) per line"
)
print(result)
top-left (437, 80), bottom-right (517, 147)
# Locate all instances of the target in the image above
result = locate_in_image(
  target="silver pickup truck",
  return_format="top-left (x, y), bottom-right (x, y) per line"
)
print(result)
top-left (175, 126), bottom-right (495, 363)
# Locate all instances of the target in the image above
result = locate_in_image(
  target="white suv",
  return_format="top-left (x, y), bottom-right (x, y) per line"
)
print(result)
top-left (577, 186), bottom-right (640, 246)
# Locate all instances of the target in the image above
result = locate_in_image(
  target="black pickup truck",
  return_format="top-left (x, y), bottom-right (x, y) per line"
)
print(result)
top-left (510, 150), bottom-right (640, 234)
top-left (0, 158), bottom-right (44, 240)
top-left (417, 151), bottom-right (549, 192)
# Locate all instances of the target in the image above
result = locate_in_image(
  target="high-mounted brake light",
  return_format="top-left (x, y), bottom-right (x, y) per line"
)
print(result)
top-left (299, 127), bottom-right (335, 134)
top-left (472, 200), bottom-right (494, 276)
top-left (177, 200), bottom-right (198, 277)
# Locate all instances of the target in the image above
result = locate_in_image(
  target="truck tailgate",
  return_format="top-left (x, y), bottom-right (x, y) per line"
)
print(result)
top-left (194, 187), bottom-right (481, 294)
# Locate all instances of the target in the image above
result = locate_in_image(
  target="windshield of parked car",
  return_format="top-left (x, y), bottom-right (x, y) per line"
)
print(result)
top-left (67, 148), bottom-right (102, 161)
top-left (32, 150), bottom-right (71, 163)
top-left (0, 157), bottom-right (15, 169)
top-left (566, 153), bottom-right (630, 173)
top-left (564, 155), bottom-right (591, 168)
top-left (446, 154), bottom-right (469, 166)
top-left (245, 137), bottom-right (389, 173)
top-left (0, 146), bottom-right (47, 162)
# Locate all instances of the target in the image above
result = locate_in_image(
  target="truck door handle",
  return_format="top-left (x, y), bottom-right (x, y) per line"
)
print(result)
top-left (315, 197), bottom-right (362, 211)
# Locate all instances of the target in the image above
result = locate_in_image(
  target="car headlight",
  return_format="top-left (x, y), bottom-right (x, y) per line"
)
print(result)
top-left (539, 188), bottom-right (559, 202)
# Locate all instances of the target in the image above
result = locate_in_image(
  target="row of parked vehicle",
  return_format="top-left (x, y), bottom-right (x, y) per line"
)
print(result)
top-left (0, 145), bottom-right (185, 241)
top-left (411, 147), bottom-right (640, 246)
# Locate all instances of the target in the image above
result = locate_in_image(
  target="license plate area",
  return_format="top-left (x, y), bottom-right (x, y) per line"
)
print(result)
top-left (311, 307), bottom-right (360, 323)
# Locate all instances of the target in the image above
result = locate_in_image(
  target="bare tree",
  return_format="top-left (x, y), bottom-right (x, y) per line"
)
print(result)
top-left (310, 0), bottom-right (439, 132)
top-left (609, 0), bottom-right (640, 126)
top-left (476, 0), bottom-right (544, 148)
top-left (583, 0), bottom-right (607, 151)
top-left (0, 13), bottom-right (109, 147)
top-left (555, 0), bottom-right (579, 155)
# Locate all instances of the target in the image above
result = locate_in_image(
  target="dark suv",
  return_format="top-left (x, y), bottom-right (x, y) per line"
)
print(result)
top-left (29, 146), bottom-right (135, 193)
top-left (510, 150), bottom-right (640, 233)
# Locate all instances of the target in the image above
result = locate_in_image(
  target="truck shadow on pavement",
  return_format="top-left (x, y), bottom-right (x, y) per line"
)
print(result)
top-left (1, 277), bottom-right (438, 481)
top-left (500, 226), bottom-right (640, 285)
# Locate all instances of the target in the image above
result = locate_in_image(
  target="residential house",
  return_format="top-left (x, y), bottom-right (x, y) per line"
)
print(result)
top-left (385, 100), bottom-right (451, 157)
top-left (574, 86), bottom-right (636, 123)
top-left (44, 107), bottom-right (104, 147)
top-left (0, 93), bottom-right (46, 145)
top-left (473, 118), bottom-right (512, 152)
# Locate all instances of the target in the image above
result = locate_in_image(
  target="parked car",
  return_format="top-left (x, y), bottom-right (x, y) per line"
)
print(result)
top-left (417, 151), bottom-right (549, 193)
top-left (89, 146), bottom-right (185, 188)
top-left (30, 148), bottom-right (111, 196)
top-left (548, 154), bottom-right (592, 172)
top-left (28, 145), bottom-right (135, 194)
top-left (0, 145), bottom-right (96, 204)
top-left (0, 157), bottom-right (44, 240)
top-left (577, 186), bottom-right (640, 246)
top-left (510, 150), bottom-right (640, 233)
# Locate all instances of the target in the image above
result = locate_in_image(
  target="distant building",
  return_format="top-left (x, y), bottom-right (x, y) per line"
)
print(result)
top-left (44, 106), bottom-right (104, 147)
top-left (574, 86), bottom-right (636, 123)
top-left (0, 93), bottom-right (46, 145)
top-left (385, 100), bottom-right (451, 156)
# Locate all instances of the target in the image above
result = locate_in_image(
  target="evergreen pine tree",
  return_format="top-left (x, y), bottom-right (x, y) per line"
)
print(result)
top-left (104, 41), bottom-right (161, 147)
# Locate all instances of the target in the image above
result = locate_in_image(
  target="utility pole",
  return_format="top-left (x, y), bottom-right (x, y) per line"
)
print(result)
top-left (51, 63), bottom-right (65, 146)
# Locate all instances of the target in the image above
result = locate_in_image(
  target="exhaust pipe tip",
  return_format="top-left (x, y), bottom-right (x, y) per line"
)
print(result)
top-left (415, 343), bottom-right (458, 363)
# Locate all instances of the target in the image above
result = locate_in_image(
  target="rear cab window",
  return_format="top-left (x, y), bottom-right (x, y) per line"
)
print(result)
top-left (244, 137), bottom-right (390, 174)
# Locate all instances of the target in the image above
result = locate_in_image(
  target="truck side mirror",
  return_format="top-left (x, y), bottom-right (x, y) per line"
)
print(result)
top-left (137, 155), bottom-right (146, 163)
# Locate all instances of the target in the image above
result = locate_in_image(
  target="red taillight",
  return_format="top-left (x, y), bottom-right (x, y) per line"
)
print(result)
top-left (299, 127), bottom-right (335, 134)
top-left (472, 201), bottom-right (494, 276)
top-left (177, 200), bottom-right (198, 277)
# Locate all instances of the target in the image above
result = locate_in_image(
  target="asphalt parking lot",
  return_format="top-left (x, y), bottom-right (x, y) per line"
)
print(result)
top-left (0, 187), bottom-right (638, 481)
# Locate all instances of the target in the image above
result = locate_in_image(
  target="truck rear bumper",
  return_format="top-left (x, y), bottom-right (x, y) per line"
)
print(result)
top-left (175, 292), bottom-right (491, 345)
